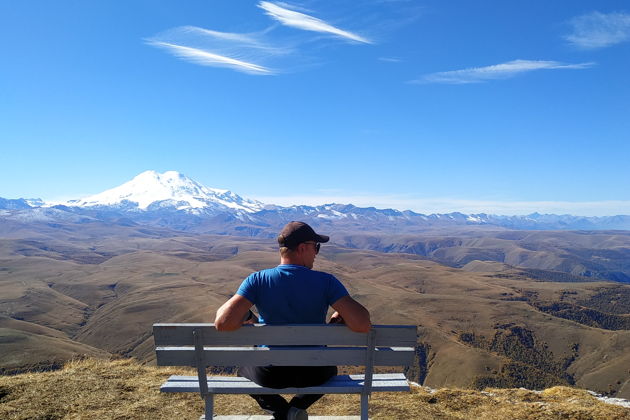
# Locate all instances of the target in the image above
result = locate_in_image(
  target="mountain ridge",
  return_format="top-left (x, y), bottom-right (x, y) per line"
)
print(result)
top-left (2, 170), bottom-right (629, 231)
top-left (2, 182), bottom-right (630, 397)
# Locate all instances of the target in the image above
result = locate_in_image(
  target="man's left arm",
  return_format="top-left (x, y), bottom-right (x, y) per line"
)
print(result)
top-left (331, 295), bottom-right (371, 333)
top-left (214, 294), bottom-right (255, 331)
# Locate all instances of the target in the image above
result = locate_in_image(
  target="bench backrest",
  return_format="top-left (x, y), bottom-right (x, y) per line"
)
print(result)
top-left (154, 323), bottom-right (417, 368)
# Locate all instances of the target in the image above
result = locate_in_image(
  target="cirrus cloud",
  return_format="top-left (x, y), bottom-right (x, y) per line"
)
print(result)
top-left (146, 2), bottom-right (373, 75)
top-left (258, 1), bottom-right (372, 44)
top-left (565, 11), bottom-right (630, 49)
top-left (413, 59), bottom-right (595, 84)
top-left (147, 41), bottom-right (273, 75)
top-left (145, 26), bottom-right (289, 75)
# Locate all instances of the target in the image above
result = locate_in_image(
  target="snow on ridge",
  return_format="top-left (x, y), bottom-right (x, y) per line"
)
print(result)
top-left (4, 207), bottom-right (94, 223)
top-left (587, 390), bottom-right (630, 408)
top-left (65, 170), bottom-right (264, 213)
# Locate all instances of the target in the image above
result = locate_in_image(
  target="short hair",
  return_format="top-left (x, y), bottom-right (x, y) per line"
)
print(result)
top-left (279, 246), bottom-right (294, 258)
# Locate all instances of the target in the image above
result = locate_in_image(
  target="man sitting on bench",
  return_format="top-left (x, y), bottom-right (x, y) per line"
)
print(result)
top-left (215, 221), bottom-right (372, 420)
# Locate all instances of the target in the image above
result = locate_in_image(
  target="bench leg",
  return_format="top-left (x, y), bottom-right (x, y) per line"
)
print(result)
top-left (360, 393), bottom-right (369, 420)
top-left (204, 394), bottom-right (214, 419)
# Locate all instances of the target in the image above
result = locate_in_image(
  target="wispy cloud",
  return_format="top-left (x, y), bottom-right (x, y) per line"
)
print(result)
top-left (147, 42), bottom-right (273, 75)
top-left (258, 1), bottom-right (372, 44)
top-left (414, 59), bottom-right (594, 84)
top-left (252, 194), bottom-right (630, 217)
top-left (378, 57), bottom-right (402, 63)
top-left (173, 26), bottom-right (289, 55)
top-left (146, 26), bottom-right (287, 75)
top-left (565, 11), bottom-right (630, 49)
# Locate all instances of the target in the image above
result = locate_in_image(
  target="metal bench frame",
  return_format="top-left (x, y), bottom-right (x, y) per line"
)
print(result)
top-left (154, 323), bottom-right (416, 419)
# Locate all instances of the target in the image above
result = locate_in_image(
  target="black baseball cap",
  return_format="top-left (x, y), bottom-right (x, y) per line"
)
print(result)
top-left (277, 221), bottom-right (329, 249)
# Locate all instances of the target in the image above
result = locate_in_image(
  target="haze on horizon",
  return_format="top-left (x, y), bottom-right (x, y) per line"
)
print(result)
top-left (22, 171), bottom-right (630, 216)
top-left (2, 1), bottom-right (629, 217)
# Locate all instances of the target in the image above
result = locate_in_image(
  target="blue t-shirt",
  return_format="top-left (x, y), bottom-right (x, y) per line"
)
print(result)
top-left (236, 264), bottom-right (349, 324)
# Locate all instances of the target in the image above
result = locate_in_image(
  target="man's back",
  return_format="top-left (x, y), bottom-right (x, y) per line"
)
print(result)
top-left (237, 264), bottom-right (348, 324)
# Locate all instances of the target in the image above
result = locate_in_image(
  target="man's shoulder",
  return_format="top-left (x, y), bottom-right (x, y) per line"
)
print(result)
top-left (246, 266), bottom-right (281, 279)
top-left (310, 268), bottom-right (335, 277)
top-left (248, 265), bottom-right (337, 280)
top-left (280, 265), bottom-right (335, 279)
top-left (308, 269), bottom-right (339, 283)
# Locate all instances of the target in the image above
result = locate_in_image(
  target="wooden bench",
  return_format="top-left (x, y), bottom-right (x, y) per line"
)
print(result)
top-left (153, 323), bottom-right (417, 419)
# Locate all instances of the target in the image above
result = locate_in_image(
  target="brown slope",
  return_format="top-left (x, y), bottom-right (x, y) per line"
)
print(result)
top-left (0, 327), bottom-right (110, 374)
top-left (314, 248), bottom-right (630, 397)
top-left (2, 231), bottom-right (630, 399)
top-left (334, 230), bottom-right (630, 282)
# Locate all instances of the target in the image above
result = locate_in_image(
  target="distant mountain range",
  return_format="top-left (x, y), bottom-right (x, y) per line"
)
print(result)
top-left (1, 170), bottom-right (629, 232)
top-left (3, 171), bottom-right (630, 399)
top-left (3, 171), bottom-right (630, 394)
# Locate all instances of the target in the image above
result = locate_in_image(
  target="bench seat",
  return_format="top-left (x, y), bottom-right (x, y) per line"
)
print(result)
top-left (161, 373), bottom-right (410, 394)
top-left (154, 323), bottom-right (416, 419)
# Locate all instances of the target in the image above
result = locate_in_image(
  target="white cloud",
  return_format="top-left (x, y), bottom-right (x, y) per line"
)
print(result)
top-left (414, 59), bottom-right (594, 84)
top-left (146, 26), bottom-right (290, 75)
top-left (161, 26), bottom-right (291, 56)
top-left (147, 41), bottom-right (273, 75)
top-left (565, 11), bottom-right (630, 49)
top-left (180, 26), bottom-right (262, 45)
top-left (378, 57), bottom-right (402, 63)
top-left (258, 1), bottom-right (372, 44)
top-left (252, 194), bottom-right (630, 217)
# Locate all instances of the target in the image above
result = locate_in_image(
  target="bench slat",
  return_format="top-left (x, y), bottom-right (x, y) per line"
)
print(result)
top-left (153, 324), bottom-right (417, 347)
top-left (167, 373), bottom-right (406, 382)
top-left (160, 373), bottom-right (410, 394)
top-left (156, 346), bottom-right (414, 367)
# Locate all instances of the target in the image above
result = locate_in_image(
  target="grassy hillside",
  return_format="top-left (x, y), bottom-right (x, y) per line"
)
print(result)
top-left (0, 358), bottom-right (628, 419)
top-left (2, 226), bottom-right (630, 399)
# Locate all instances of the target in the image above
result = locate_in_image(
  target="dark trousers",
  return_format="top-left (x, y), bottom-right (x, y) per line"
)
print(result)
top-left (238, 365), bottom-right (337, 419)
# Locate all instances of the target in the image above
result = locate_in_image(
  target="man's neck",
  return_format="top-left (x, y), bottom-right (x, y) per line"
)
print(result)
top-left (280, 257), bottom-right (306, 267)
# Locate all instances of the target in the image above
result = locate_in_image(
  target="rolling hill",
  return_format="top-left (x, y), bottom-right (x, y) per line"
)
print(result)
top-left (1, 219), bottom-right (629, 398)
top-left (2, 171), bottom-right (630, 398)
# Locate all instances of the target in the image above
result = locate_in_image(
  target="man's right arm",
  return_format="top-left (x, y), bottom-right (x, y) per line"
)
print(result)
top-left (331, 295), bottom-right (371, 333)
top-left (214, 294), bottom-right (254, 331)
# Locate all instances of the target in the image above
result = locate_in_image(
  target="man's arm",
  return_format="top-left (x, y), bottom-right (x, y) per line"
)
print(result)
top-left (214, 294), bottom-right (254, 331)
top-left (331, 295), bottom-right (371, 333)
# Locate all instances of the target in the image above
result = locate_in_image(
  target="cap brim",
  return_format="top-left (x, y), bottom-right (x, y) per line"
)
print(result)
top-left (316, 234), bottom-right (329, 243)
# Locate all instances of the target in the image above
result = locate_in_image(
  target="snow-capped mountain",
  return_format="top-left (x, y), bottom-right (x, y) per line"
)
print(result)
top-left (64, 170), bottom-right (264, 214)
top-left (1, 170), bottom-right (630, 231)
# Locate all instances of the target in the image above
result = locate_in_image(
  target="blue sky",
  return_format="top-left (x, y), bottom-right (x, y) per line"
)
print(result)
top-left (2, 1), bottom-right (629, 216)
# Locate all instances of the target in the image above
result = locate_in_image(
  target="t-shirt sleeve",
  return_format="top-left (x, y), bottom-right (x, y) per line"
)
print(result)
top-left (236, 274), bottom-right (257, 304)
top-left (327, 274), bottom-right (349, 305)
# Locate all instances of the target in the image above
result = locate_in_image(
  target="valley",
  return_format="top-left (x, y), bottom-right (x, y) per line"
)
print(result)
top-left (1, 220), bottom-right (629, 398)
top-left (1, 171), bottom-right (630, 398)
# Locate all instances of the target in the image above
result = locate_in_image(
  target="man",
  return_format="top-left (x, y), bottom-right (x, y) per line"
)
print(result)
top-left (215, 221), bottom-right (371, 420)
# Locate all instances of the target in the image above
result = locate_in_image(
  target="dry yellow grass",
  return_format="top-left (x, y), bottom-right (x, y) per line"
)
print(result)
top-left (0, 358), bottom-right (628, 419)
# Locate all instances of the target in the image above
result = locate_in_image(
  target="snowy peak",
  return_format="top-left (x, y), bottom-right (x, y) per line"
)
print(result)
top-left (67, 170), bottom-right (264, 213)
top-left (4, 170), bottom-right (629, 230)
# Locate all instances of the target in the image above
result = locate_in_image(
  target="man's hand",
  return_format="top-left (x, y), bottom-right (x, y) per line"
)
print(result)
top-left (243, 310), bottom-right (257, 325)
top-left (329, 311), bottom-right (345, 324)
top-left (331, 296), bottom-right (371, 333)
